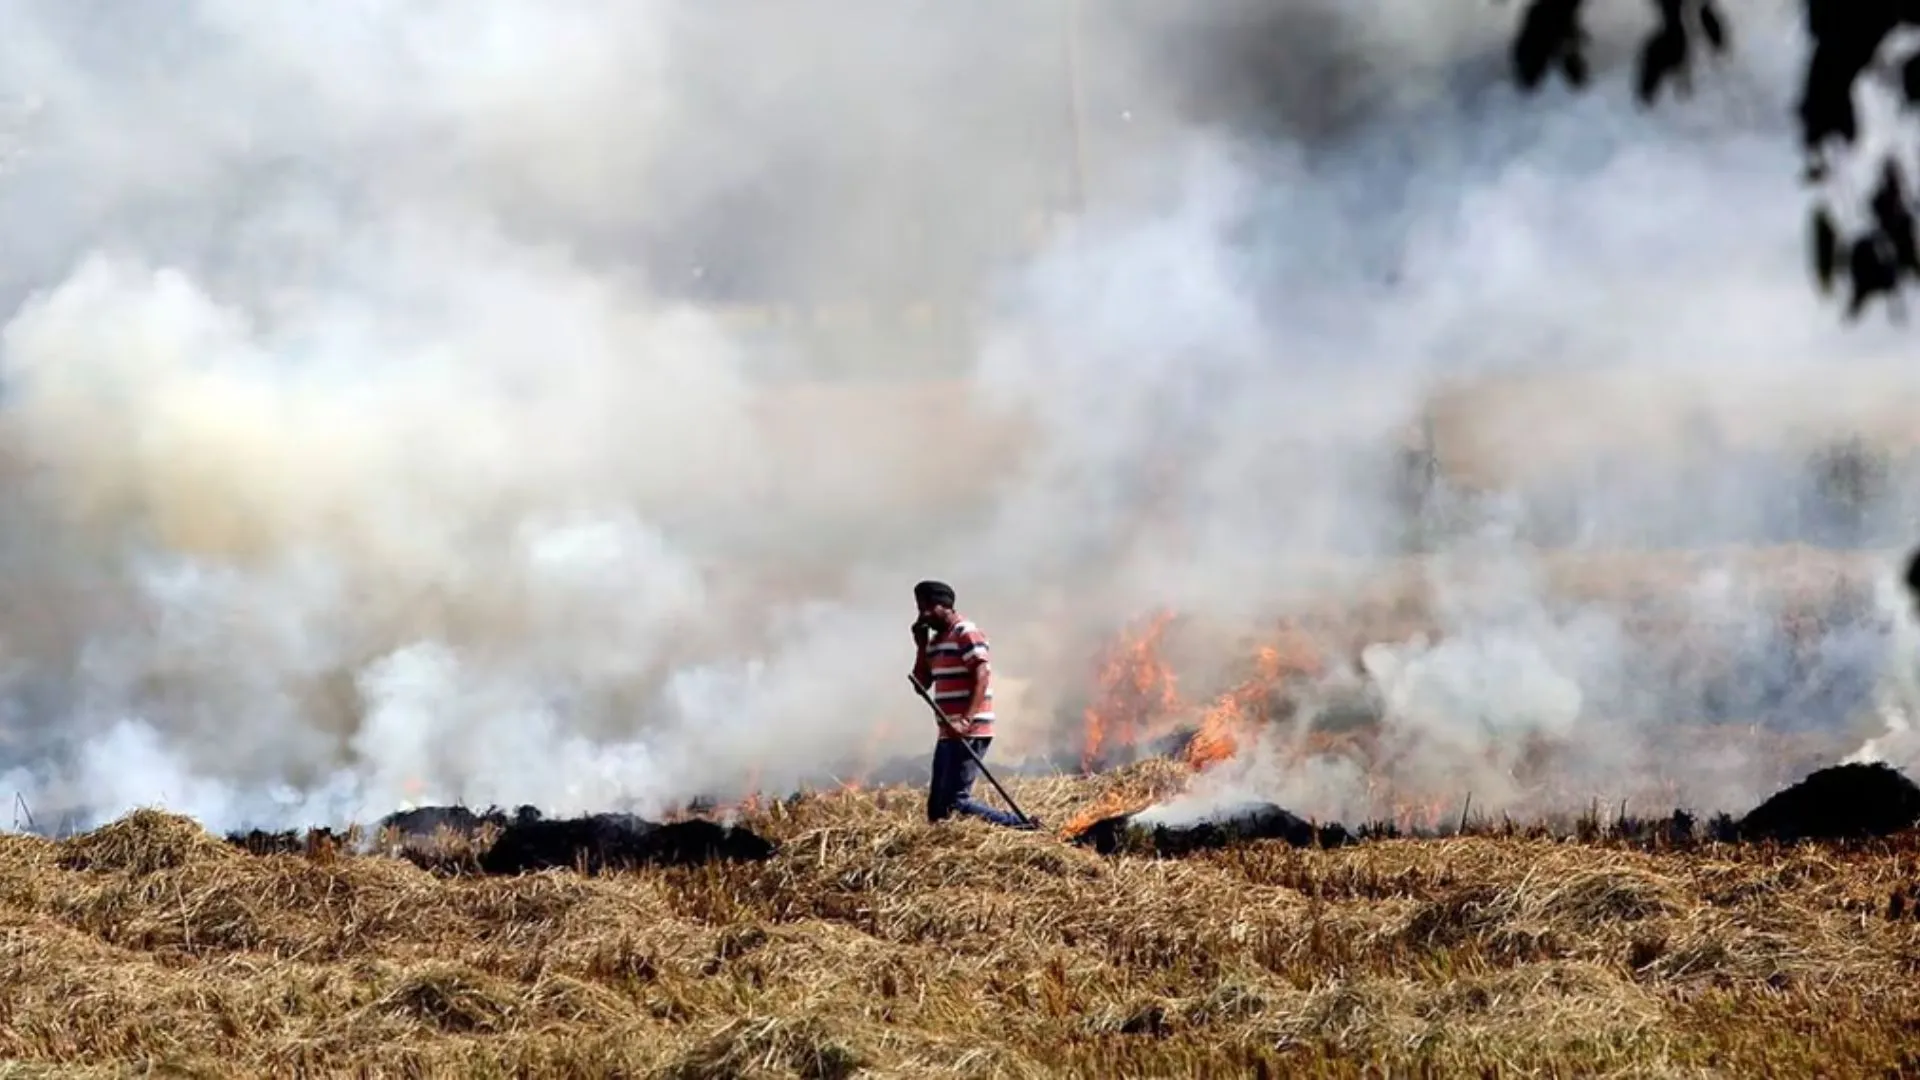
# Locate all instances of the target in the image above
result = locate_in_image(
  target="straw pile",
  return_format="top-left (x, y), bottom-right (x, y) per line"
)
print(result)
top-left (3, 768), bottom-right (1919, 1078)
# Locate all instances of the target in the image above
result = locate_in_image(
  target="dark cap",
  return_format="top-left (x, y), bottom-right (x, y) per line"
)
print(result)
top-left (913, 580), bottom-right (956, 607)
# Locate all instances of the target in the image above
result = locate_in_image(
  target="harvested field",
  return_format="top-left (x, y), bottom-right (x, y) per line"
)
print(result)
top-left (5, 764), bottom-right (1920, 1078)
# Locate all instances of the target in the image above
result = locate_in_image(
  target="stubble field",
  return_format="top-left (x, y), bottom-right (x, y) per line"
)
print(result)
top-left (2, 756), bottom-right (1918, 1080)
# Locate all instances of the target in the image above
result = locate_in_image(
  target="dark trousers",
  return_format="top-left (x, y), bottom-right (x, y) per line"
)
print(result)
top-left (926, 736), bottom-right (1025, 827)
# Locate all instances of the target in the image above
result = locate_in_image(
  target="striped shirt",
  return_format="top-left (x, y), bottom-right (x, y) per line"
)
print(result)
top-left (915, 615), bottom-right (994, 740)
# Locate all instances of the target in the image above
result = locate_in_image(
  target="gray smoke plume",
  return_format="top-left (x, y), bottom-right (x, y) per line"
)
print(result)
top-left (970, 0), bottom-right (1920, 825)
top-left (0, 0), bottom-right (1916, 835)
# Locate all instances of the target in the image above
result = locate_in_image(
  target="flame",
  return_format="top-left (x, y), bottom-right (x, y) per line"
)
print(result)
top-left (709, 790), bottom-right (766, 821)
top-left (1078, 613), bottom-right (1334, 773)
top-left (1060, 788), bottom-right (1158, 839)
top-left (1184, 696), bottom-right (1244, 770)
top-left (1360, 772), bottom-right (1458, 833)
top-left (854, 717), bottom-right (894, 787)
top-left (1183, 625), bottom-right (1326, 770)
top-left (1398, 798), bottom-right (1448, 833)
top-left (704, 766), bottom-right (766, 821)
top-left (1081, 609), bottom-right (1181, 772)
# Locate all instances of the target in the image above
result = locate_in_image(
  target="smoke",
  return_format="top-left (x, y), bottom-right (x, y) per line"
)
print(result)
top-left (2, 0), bottom-right (1918, 834)
top-left (0, 0), bottom-right (1075, 830)
top-left (973, 0), bottom-right (1920, 824)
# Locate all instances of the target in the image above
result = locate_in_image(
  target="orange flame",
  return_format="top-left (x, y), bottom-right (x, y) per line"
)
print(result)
top-left (1078, 613), bottom-right (1332, 773)
top-left (705, 765), bottom-right (765, 820)
top-left (1361, 773), bottom-right (1456, 833)
top-left (1399, 798), bottom-right (1448, 833)
top-left (1081, 609), bottom-right (1181, 771)
top-left (854, 717), bottom-right (894, 788)
top-left (1060, 788), bottom-right (1158, 839)
top-left (1182, 625), bottom-right (1326, 771)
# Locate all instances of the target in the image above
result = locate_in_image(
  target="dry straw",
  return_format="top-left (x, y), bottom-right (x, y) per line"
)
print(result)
top-left (0, 767), bottom-right (1917, 1077)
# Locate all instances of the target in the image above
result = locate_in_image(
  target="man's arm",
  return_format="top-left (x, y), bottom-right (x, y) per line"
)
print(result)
top-left (961, 627), bottom-right (992, 725)
top-left (911, 623), bottom-right (932, 686)
top-left (966, 661), bottom-right (993, 722)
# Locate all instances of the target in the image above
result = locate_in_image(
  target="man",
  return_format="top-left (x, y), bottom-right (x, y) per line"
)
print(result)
top-left (911, 579), bottom-right (1034, 829)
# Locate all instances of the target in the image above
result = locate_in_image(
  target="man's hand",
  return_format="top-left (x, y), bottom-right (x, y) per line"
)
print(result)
top-left (911, 619), bottom-right (933, 647)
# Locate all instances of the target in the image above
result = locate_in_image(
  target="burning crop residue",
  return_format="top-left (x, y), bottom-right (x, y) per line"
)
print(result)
top-left (1064, 608), bottom-right (1451, 834)
top-left (1059, 788), bottom-right (1163, 842)
top-left (1068, 794), bottom-right (1357, 857)
top-left (1080, 609), bottom-right (1183, 772)
top-left (1076, 612), bottom-right (1329, 774)
top-left (1184, 625), bottom-right (1328, 771)
top-left (1056, 546), bottom-right (1920, 838)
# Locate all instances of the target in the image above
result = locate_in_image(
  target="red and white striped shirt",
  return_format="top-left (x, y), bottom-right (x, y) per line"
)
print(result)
top-left (915, 615), bottom-right (994, 740)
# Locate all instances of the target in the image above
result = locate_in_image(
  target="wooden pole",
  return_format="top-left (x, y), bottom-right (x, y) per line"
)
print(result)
top-left (1061, 0), bottom-right (1089, 218)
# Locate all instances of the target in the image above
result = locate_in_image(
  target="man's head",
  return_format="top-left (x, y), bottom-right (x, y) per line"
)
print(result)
top-left (914, 579), bottom-right (957, 628)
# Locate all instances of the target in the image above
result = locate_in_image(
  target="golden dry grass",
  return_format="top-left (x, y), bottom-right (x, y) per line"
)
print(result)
top-left (4, 766), bottom-right (1920, 1079)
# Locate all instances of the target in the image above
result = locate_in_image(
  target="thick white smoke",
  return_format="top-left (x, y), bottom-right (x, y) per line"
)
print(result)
top-left (0, 0), bottom-right (1031, 830)
top-left (1, 0), bottom-right (1916, 834)
top-left (971, 0), bottom-right (1920, 825)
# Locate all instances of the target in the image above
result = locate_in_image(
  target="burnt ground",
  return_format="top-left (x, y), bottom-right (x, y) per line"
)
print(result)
top-left (1064, 762), bottom-right (1920, 858)
top-left (479, 814), bottom-right (776, 875)
top-left (226, 826), bottom-right (347, 858)
top-left (213, 759), bottom-right (1920, 875)
top-left (1073, 802), bottom-right (1357, 857)
top-left (1737, 761), bottom-right (1920, 843)
top-left (379, 804), bottom-right (543, 840)
top-left (224, 807), bottom-right (777, 875)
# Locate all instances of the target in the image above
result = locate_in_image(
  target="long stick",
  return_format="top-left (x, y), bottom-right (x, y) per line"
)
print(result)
top-left (907, 675), bottom-right (1033, 826)
top-left (1059, 0), bottom-right (1088, 216)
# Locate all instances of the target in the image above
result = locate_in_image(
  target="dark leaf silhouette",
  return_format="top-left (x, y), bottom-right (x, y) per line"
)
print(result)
top-left (1797, 6), bottom-right (1899, 153)
top-left (1697, 0), bottom-right (1729, 52)
top-left (1559, 47), bottom-right (1590, 88)
top-left (1506, 0), bottom-right (1920, 319)
top-left (1869, 162), bottom-right (1920, 276)
top-left (1846, 238), bottom-right (1899, 320)
top-left (1512, 0), bottom-right (1586, 91)
top-left (1637, 28), bottom-right (1689, 105)
top-left (1811, 208), bottom-right (1841, 294)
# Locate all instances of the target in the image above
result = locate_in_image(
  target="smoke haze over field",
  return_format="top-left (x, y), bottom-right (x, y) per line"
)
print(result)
top-left (0, 0), bottom-right (1917, 834)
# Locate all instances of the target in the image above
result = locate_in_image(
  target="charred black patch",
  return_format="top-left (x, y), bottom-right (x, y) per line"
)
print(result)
top-left (1737, 762), bottom-right (1920, 843)
top-left (225, 826), bottom-right (342, 857)
top-left (1071, 802), bottom-right (1354, 857)
top-left (1705, 811), bottom-right (1742, 843)
top-left (378, 804), bottom-right (542, 843)
top-left (477, 813), bottom-right (776, 875)
top-left (1071, 814), bottom-right (1138, 856)
top-left (1887, 882), bottom-right (1920, 922)
top-left (1596, 808), bottom-right (1741, 848)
